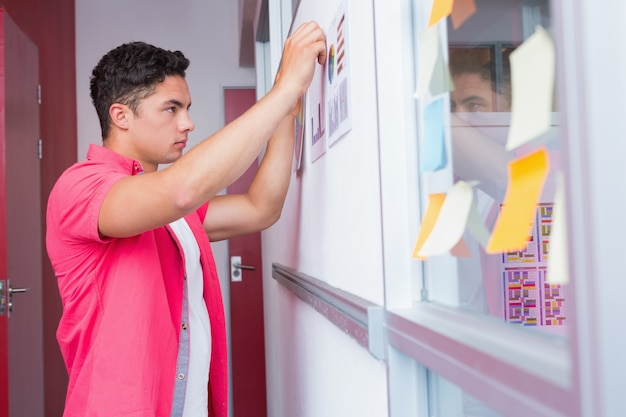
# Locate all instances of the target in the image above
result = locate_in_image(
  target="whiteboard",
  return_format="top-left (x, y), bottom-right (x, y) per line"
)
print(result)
top-left (268, 0), bottom-right (384, 304)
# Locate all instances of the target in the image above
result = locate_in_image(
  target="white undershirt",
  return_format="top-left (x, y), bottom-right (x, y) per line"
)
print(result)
top-left (169, 218), bottom-right (212, 417)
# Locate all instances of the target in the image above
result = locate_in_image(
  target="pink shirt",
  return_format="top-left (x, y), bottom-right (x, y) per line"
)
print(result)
top-left (46, 144), bottom-right (228, 417)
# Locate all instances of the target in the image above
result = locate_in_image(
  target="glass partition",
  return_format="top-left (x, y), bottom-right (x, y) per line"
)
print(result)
top-left (421, 0), bottom-right (569, 341)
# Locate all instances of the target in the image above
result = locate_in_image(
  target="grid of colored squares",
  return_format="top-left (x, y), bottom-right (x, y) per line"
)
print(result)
top-left (504, 268), bottom-right (567, 326)
top-left (502, 203), bottom-right (567, 326)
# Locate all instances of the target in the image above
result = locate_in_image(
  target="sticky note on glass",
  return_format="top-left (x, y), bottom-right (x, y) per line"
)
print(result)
top-left (419, 181), bottom-right (474, 257)
top-left (487, 148), bottom-right (550, 253)
top-left (467, 199), bottom-right (490, 248)
top-left (412, 193), bottom-right (447, 260)
top-left (451, 0), bottom-right (476, 30)
top-left (546, 172), bottom-right (569, 284)
top-left (420, 97), bottom-right (447, 172)
top-left (415, 26), bottom-right (440, 99)
top-left (450, 237), bottom-right (472, 258)
top-left (506, 26), bottom-right (555, 150)
top-left (429, 38), bottom-right (455, 97)
top-left (428, 0), bottom-right (454, 27)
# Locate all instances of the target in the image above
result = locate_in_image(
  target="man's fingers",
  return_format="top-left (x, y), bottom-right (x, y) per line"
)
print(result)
top-left (292, 21), bottom-right (322, 38)
top-left (276, 21), bottom-right (327, 98)
top-left (295, 23), bottom-right (327, 66)
top-left (316, 38), bottom-right (327, 65)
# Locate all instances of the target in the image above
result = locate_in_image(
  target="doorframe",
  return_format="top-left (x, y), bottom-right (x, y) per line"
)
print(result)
top-left (223, 87), bottom-right (268, 417)
top-left (0, 9), bottom-right (45, 416)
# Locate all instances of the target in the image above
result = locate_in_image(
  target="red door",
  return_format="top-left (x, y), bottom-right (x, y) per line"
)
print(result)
top-left (223, 88), bottom-right (268, 417)
top-left (0, 9), bottom-right (44, 417)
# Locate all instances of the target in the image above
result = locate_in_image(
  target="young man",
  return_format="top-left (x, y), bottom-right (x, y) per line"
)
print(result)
top-left (448, 49), bottom-right (512, 113)
top-left (449, 63), bottom-right (512, 113)
top-left (46, 22), bottom-right (326, 417)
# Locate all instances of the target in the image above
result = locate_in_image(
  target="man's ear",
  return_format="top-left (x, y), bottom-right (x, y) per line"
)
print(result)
top-left (110, 104), bottom-right (131, 130)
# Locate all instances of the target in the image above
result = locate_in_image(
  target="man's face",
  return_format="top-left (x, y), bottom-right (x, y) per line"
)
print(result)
top-left (450, 73), bottom-right (497, 113)
top-left (127, 75), bottom-right (195, 171)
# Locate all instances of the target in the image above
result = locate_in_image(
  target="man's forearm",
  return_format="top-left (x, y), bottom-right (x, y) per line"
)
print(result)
top-left (246, 113), bottom-right (297, 225)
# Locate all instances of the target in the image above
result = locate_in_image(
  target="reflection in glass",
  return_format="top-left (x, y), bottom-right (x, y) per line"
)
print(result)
top-left (418, 1), bottom-right (570, 416)
top-left (449, 46), bottom-right (513, 113)
top-left (427, 0), bottom-right (569, 335)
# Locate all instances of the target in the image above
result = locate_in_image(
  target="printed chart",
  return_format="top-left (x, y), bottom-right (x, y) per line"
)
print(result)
top-left (501, 203), bottom-right (568, 326)
top-left (325, 0), bottom-right (352, 146)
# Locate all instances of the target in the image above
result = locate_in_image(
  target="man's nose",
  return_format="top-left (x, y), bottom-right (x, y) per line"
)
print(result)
top-left (180, 113), bottom-right (195, 132)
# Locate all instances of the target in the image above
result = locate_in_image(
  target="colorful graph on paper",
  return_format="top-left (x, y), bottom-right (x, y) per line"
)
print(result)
top-left (501, 203), bottom-right (568, 326)
top-left (325, 0), bottom-right (352, 146)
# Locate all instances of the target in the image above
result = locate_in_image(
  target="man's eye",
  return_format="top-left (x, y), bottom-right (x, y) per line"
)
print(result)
top-left (166, 107), bottom-right (176, 113)
top-left (468, 102), bottom-right (484, 112)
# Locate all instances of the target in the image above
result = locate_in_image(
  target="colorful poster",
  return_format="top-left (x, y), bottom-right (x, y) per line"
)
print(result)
top-left (501, 203), bottom-right (569, 327)
top-left (325, 0), bottom-right (352, 147)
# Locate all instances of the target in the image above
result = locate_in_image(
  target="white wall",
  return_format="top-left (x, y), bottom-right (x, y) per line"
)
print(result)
top-left (277, 0), bottom-right (384, 304)
top-left (262, 282), bottom-right (388, 417)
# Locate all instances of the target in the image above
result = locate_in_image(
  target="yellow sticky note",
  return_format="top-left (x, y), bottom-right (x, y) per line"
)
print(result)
top-left (506, 26), bottom-right (555, 150)
top-left (450, 0), bottom-right (476, 30)
top-left (412, 193), bottom-right (446, 260)
top-left (428, 0), bottom-right (454, 27)
top-left (486, 148), bottom-right (550, 253)
top-left (419, 181), bottom-right (474, 257)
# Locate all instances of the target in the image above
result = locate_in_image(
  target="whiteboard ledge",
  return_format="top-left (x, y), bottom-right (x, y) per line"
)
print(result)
top-left (272, 263), bottom-right (385, 360)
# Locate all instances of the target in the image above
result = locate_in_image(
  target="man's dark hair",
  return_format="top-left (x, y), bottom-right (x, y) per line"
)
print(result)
top-left (449, 47), bottom-right (513, 111)
top-left (89, 41), bottom-right (190, 139)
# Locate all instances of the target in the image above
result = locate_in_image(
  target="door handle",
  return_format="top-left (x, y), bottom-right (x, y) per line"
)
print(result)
top-left (233, 263), bottom-right (255, 270)
top-left (8, 281), bottom-right (30, 317)
top-left (0, 280), bottom-right (30, 316)
top-left (230, 256), bottom-right (255, 282)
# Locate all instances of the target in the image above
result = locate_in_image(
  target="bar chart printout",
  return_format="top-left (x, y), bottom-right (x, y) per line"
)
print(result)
top-left (308, 56), bottom-right (326, 162)
top-left (326, 0), bottom-right (352, 146)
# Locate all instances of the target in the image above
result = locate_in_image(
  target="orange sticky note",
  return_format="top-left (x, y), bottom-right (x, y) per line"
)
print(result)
top-left (412, 193), bottom-right (446, 260)
top-left (419, 181), bottom-right (474, 257)
top-left (450, 237), bottom-right (472, 258)
top-left (428, 0), bottom-right (454, 27)
top-left (486, 148), bottom-right (550, 253)
top-left (450, 0), bottom-right (476, 30)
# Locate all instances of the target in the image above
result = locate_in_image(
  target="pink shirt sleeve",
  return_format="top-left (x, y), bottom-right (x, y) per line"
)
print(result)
top-left (48, 164), bottom-right (125, 244)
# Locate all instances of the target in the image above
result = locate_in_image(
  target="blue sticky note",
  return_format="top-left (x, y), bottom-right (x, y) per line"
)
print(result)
top-left (420, 97), bottom-right (447, 172)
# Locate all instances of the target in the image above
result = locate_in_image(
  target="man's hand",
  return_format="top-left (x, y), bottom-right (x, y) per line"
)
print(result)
top-left (273, 21), bottom-right (327, 111)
